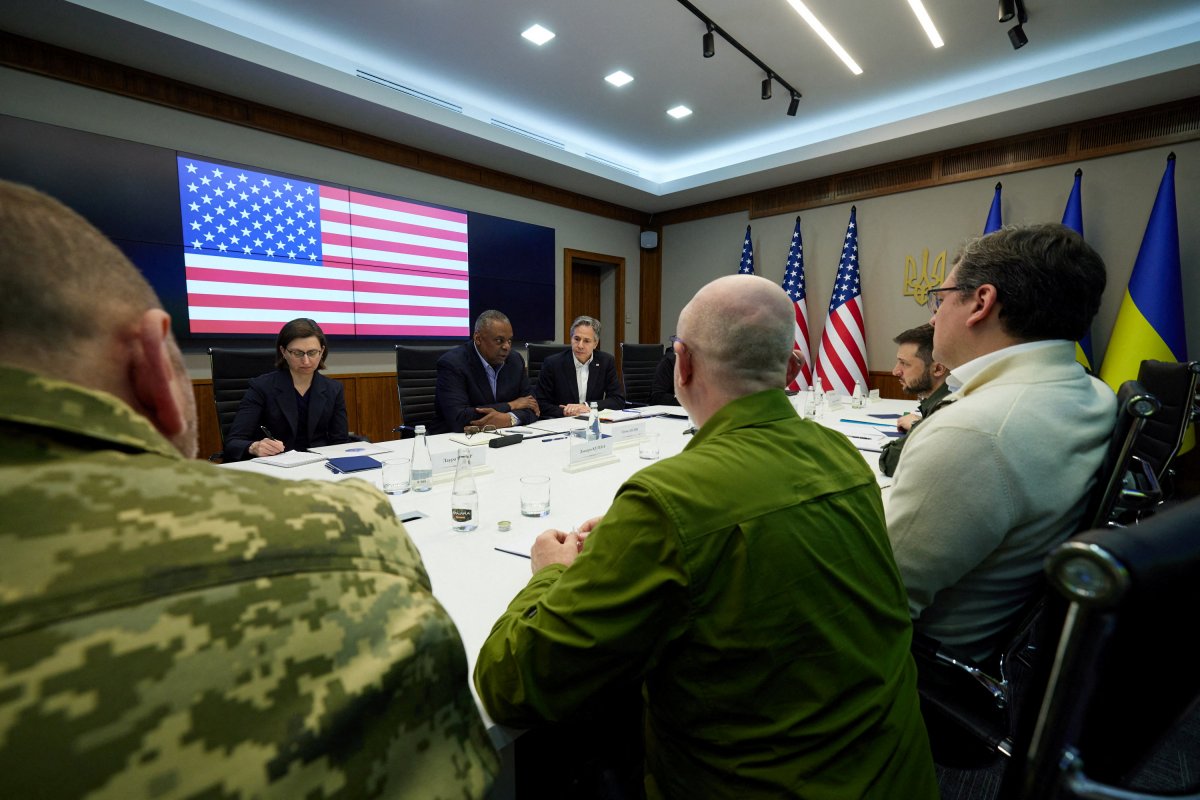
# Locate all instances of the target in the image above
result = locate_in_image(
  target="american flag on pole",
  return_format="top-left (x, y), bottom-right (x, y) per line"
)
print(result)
top-left (782, 216), bottom-right (813, 390)
top-left (177, 156), bottom-right (471, 336)
top-left (815, 206), bottom-right (868, 396)
top-left (737, 225), bottom-right (755, 274)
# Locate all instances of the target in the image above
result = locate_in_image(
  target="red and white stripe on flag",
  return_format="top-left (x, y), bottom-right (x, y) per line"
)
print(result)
top-left (815, 207), bottom-right (868, 395)
top-left (780, 216), bottom-right (812, 391)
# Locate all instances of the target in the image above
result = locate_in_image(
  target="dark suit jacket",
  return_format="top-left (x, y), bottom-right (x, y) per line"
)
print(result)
top-left (535, 349), bottom-right (625, 418)
top-left (650, 350), bottom-right (679, 406)
top-left (432, 343), bottom-right (536, 433)
top-left (225, 369), bottom-right (349, 461)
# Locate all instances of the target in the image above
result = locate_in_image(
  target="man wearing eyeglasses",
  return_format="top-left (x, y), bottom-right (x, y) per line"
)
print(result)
top-left (887, 223), bottom-right (1115, 664)
top-left (534, 315), bottom-right (624, 418)
top-left (475, 274), bottom-right (937, 799)
top-left (432, 309), bottom-right (540, 433)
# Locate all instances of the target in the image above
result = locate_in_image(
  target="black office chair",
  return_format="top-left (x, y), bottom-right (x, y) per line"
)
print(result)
top-left (1005, 496), bottom-right (1200, 799)
top-left (526, 343), bottom-right (570, 388)
top-left (916, 381), bottom-right (1162, 773)
top-left (395, 344), bottom-right (455, 436)
top-left (620, 343), bottom-right (664, 406)
top-left (208, 347), bottom-right (277, 461)
top-left (1133, 359), bottom-right (1200, 496)
top-left (1083, 380), bottom-right (1162, 528)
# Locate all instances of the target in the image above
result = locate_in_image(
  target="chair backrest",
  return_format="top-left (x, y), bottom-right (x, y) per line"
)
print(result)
top-left (208, 347), bottom-right (277, 452)
top-left (1133, 359), bottom-right (1200, 482)
top-left (1009, 496), bottom-right (1200, 799)
top-left (395, 344), bottom-right (455, 431)
top-left (526, 343), bottom-right (570, 388)
top-left (1082, 380), bottom-right (1160, 529)
top-left (620, 343), bottom-right (665, 405)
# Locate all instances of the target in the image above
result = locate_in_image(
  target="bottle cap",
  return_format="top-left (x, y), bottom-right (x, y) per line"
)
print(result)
top-left (497, 520), bottom-right (512, 532)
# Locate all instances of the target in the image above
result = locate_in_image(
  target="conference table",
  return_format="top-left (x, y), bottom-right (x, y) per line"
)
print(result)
top-left (221, 395), bottom-right (912, 757)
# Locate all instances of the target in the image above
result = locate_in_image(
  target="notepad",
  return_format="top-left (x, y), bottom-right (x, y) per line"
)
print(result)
top-left (257, 450), bottom-right (326, 468)
top-left (448, 431), bottom-right (502, 447)
top-left (324, 455), bottom-right (383, 474)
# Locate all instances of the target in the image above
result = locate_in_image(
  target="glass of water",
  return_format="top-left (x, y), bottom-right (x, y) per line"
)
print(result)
top-left (520, 475), bottom-right (551, 517)
top-left (382, 457), bottom-right (411, 495)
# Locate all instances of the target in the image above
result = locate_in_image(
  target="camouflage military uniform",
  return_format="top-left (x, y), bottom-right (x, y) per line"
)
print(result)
top-left (0, 365), bottom-right (498, 798)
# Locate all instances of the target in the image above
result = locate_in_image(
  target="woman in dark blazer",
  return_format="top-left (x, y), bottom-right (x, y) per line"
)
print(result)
top-left (225, 318), bottom-right (350, 460)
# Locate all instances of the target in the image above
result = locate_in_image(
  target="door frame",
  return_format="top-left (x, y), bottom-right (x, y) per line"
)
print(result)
top-left (562, 248), bottom-right (625, 370)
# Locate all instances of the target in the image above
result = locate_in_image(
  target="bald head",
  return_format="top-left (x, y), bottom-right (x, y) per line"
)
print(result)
top-left (0, 180), bottom-right (161, 372)
top-left (678, 274), bottom-right (795, 397)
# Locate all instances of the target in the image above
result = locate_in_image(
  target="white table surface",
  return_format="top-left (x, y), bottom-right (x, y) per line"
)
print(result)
top-left (220, 397), bottom-right (914, 746)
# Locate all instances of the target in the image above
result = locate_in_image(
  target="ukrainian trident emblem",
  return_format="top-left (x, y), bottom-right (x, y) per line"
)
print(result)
top-left (904, 248), bottom-right (946, 306)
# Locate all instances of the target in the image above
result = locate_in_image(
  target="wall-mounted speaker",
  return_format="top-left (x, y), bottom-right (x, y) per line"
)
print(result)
top-left (640, 230), bottom-right (658, 250)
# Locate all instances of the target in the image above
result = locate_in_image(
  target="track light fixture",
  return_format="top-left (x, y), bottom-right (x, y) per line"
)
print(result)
top-left (1008, 23), bottom-right (1028, 49)
top-left (1000, 0), bottom-right (1027, 49)
top-left (675, 0), bottom-right (803, 118)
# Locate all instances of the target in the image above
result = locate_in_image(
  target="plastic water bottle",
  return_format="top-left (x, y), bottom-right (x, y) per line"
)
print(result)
top-left (805, 386), bottom-right (818, 418)
top-left (586, 401), bottom-right (601, 441)
top-left (851, 380), bottom-right (865, 408)
top-left (410, 424), bottom-right (434, 492)
top-left (450, 448), bottom-right (478, 531)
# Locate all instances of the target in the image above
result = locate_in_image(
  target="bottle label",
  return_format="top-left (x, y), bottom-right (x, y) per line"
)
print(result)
top-left (452, 507), bottom-right (473, 522)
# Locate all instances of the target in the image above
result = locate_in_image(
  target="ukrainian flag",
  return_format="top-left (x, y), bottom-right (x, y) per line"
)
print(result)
top-left (1060, 169), bottom-right (1095, 372)
top-left (983, 182), bottom-right (1003, 234)
top-left (1100, 153), bottom-right (1191, 451)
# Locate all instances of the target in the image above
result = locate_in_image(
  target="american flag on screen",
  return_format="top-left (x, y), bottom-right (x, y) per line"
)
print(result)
top-left (782, 217), bottom-right (813, 391)
top-left (815, 206), bottom-right (868, 396)
top-left (177, 156), bottom-right (470, 336)
top-left (737, 225), bottom-right (755, 274)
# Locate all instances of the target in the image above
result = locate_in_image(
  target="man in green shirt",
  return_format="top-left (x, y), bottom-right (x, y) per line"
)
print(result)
top-left (475, 274), bottom-right (937, 799)
top-left (879, 323), bottom-right (950, 477)
top-left (0, 180), bottom-right (497, 798)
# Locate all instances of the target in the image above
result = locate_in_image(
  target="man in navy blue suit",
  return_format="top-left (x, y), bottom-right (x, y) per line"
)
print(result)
top-left (432, 310), bottom-right (540, 433)
top-left (535, 316), bottom-right (624, 418)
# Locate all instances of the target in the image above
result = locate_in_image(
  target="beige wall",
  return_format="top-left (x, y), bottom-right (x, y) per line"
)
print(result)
top-left (661, 141), bottom-right (1200, 373)
top-left (0, 67), bottom-right (643, 377)
top-left (4, 65), bottom-right (1196, 381)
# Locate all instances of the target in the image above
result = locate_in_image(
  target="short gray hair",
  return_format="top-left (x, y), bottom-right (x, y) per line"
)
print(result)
top-left (570, 316), bottom-right (601, 340)
top-left (474, 309), bottom-right (511, 334)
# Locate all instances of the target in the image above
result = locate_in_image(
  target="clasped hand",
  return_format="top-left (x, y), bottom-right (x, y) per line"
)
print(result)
top-left (530, 515), bottom-right (603, 572)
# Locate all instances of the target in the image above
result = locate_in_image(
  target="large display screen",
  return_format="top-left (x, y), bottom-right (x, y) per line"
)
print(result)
top-left (0, 114), bottom-right (556, 345)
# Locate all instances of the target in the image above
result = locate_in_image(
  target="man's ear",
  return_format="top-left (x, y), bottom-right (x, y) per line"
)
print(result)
top-left (129, 309), bottom-right (187, 440)
top-left (931, 361), bottom-right (948, 379)
top-left (965, 284), bottom-right (1000, 328)
top-left (674, 346), bottom-right (693, 388)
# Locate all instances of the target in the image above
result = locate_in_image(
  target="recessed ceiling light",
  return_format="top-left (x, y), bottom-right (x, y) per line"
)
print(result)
top-left (784, 0), bottom-right (863, 75)
top-left (521, 24), bottom-right (555, 46)
top-left (906, 0), bottom-right (945, 48)
top-left (667, 105), bottom-right (692, 119)
top-left (605, 70), bottom-right (634, 87)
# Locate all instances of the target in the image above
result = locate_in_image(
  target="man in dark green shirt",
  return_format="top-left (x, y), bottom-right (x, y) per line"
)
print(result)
top-left (879, 323), bottom-right (950, 477)
top-left (475, 274), bottom-right (937, 799)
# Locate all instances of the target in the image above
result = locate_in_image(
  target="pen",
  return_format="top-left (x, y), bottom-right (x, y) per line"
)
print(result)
top-left (838, 418), bottom-right (894, 428)
top-left (541, 435), bottom-right (568, 443)
top-left (260, 425), bottom-right (275, 439)
top-left (494, 547), bottom-right (531, 559)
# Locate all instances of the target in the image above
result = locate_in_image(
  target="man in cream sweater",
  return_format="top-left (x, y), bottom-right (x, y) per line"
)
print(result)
top-left (886, 223), bottom-right (1115, 663)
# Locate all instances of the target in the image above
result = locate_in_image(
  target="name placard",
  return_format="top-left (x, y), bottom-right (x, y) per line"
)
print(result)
top-left (603, 420), bottom-right (646, 446)
top-left (431, 447), bottom-right (487, 474)
top-left (566, 434), bottom-right (616, 470)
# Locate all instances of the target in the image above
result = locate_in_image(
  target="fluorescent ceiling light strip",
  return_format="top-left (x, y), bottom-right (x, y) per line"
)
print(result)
top-left (784, 0), bottom-right (863, 75)
top-left (906, 0), bottom-right (945, 48)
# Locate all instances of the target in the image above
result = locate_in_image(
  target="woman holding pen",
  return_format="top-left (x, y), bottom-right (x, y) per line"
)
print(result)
top-left (224, 318), bottom-right (350, 460)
